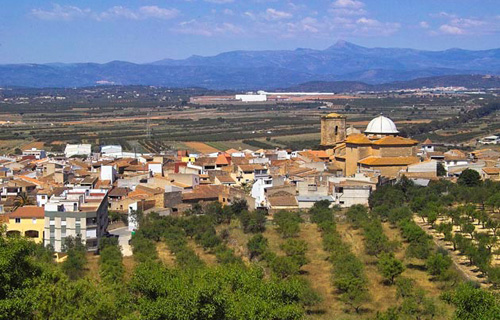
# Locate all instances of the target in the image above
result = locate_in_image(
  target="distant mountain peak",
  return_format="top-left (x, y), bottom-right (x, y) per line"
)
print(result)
top-left (325, 40), bottom-right (364, 51)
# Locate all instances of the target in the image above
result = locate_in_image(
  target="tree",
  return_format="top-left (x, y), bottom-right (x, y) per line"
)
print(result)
top-left (61, 235), bottom-right (87, 280)
top-left (437, 162), bottom-right (447, 176)
top-left (486, 193), bottom-right (500, 213)
top-left (346, 204), bottom-right (368, 229)
top-left (364, 220), bottom-right (396, 257)
top-left (338, 276), bottom-right (371, 313)
top-left (462, 223), bottom-right (476, 239)
top-left (280, 238), bottom-right (308, 267)
top-left (442, 282), bottom-right (500, 320)
top-left (270, 256), bottom-right (300, 278)
top-left (99, 240), bottom-right (124, 284)
top-left (458, 169), bottom-right (481, 187)
top-left (274, 211), bottom-right (302, 238)
top-left (426, 252), bottom-right (452, 279)
top-left (12, 192), bottom-right (34, 211)
top-left (247, 234), bottom-right (268, 260)
top-left (427, 211), bottom-right (438, 227)
top-left (377, 253), bottom-right (405, 284)
top-left (239, 210), bottom-right (266, 233)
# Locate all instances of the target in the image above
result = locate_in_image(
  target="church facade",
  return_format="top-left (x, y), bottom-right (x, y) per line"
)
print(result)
top-left (321, 114), bottom-right (419, 178)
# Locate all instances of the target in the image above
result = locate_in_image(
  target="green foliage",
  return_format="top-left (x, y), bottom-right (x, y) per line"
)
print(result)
top-left (214, 245), bottom-right (242, 265)
top-left (247, 234), bottom-right (268, 260)
top-left (364, 220), bottom-right (397, 257)
top-left (426, 252), bottom-right (452, 280)
top-left (377, 253), bottom-right (405, 284)
top-left (130, 262), bottom-right (311, 319)
top-left (458, 169), bottom-right (482, 187)
top-left (346, 204), bottom-right (368, 229)
top-left (271, 256), bottom-right (301, 278)
top-left (239, 210), bottom-right (267, 234)
top-left (273, 211), bottom-right (302, 238)
top-left (394, 277), bottom-right (439, 320)
top-left (437, 162), bottom-right (447, 176)
top-left (131, 233), bottom-right (159, 263)
top-left (99, 240), bottom-right (124, 284)
top-left (61, 236), bottom-right (87, 280)
top-left (442, 282), bottom-right (500, 320)
top-left (280, 239), bottom-right (308, 267)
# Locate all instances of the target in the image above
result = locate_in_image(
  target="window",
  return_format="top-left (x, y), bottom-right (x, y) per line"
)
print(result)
top-left (335, 126), bottom-right (338, 135)
top-left (15, 218), bottom-right (21, 223)
top-left (32, 218), bottom-right (37, 224)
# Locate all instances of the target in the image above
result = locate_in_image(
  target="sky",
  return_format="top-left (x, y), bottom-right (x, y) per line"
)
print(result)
top-left (0, 0), bottom-right (499, 64)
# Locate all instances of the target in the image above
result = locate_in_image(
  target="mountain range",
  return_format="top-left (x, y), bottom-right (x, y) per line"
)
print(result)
top-left (0, 41), bottom-right (499, 89)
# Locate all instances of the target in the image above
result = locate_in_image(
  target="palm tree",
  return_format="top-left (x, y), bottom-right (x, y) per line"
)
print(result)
top-left (12, 192), bottom-right (34, 211)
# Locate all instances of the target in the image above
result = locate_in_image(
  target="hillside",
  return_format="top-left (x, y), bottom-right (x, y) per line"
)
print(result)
top-left (285, 75), bottom-right (500, 92)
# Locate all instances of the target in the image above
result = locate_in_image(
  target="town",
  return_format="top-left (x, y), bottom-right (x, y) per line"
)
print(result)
top-left (2, 0), bottom-right (500, 318)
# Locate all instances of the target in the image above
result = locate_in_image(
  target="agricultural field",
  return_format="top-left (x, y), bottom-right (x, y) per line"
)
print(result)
top-left (0, 86), bottom-right (497, 154)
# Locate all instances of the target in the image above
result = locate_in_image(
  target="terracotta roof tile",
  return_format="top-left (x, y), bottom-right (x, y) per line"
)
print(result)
top-left (372, 136), bottom-right (418, 146)
top-left (8, 206), bottom-right (44, 219)
top-left (345, 134), bottom-right (372, 145)
top-left (358, 156), bottom-right (420, 166)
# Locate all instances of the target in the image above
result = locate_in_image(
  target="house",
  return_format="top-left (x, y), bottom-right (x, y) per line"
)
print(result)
top-left (22, 148), bottom-right (47, 160)
top-left (43, 188), bottom-right (109, 252)
top-left (297, 195), bottom-right (335, 209)
top-left (1, 180), bottom-right (37, 199)
top-left (3, 206), bottom-right (45, 243)
top-left (479, 135), bottom-right (500, 145)
top-left (443, 150), bottom-right (469, 171)
top-left (267, 191), bottom-right (299, 214)
top-left (481, 167), bottom-right (500, 181)
top-left (215, 175), bottom-right (237, 186)
top-left (235, 164), bottom-right (268, 184)
top-left (421, 138), bottom-right (434, 153)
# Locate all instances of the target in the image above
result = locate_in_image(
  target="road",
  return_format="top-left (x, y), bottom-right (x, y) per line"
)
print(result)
top-left (109, 226), bottom-right (133, 257)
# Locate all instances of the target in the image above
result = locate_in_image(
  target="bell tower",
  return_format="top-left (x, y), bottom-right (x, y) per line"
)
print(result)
top-left (320, 113), bottom-right (346, 148)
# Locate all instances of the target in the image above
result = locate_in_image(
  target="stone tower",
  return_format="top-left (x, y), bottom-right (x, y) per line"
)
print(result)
top-left (320, 113), bottom-right (346, 147)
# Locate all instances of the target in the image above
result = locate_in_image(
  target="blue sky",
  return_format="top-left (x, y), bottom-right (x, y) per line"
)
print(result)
top-left (0, 0), bottom-right (499, 63)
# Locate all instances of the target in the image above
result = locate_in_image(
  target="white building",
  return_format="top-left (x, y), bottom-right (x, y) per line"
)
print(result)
top-left (479, 135), bottom-right (500, 145)
top-left (100, 165), bottom-right (117, 183)
top-left (101, 145), bottom-right (123, 157)
top-left (235, 93), bottom-right (267, 102)
top-left (22, 148), bottom-right (47, 159)
top-left (65, 144), bottom-right (91, 158)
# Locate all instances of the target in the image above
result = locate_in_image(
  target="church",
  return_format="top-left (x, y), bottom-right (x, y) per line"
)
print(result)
top-left (320, 113), bottom-right (420, 178)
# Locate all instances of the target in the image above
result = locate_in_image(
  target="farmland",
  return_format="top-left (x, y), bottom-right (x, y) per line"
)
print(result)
top-left (0, 86), bottom-right (498, 154)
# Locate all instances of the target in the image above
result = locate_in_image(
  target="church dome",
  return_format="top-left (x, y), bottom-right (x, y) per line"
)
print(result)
top-left (365, 115), bottom-right (398, 134)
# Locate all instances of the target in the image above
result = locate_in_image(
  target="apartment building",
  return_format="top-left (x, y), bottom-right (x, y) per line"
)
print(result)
top-left (43, 188), bottom-right (108, 252)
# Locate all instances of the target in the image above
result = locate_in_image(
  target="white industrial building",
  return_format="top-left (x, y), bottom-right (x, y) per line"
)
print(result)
top-left (235, 94), bottom-right (267, 102)
top-left (101, 145), bottom-right (123, 157)
top-left (65, 144), bottom-right (92, 158)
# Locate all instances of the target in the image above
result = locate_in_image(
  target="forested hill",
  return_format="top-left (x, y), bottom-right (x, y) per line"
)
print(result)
top-left (284, 75), bottom-right (500, 92)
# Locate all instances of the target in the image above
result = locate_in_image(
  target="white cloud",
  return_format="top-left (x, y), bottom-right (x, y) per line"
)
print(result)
top-left (329, 0), bottom-right (366, 16)
top-left (31, 4), bottom-right (179, 21)
top-left (172, 20), bottom-right (242, 36)
top-left (419, 21), bottom-right (430, 28)
top-left (223, 9), bottom-right (234, 15)
top-left (264, 8), bottom-right (293, 21)
top-left (203, 0), bottom-right (234, 3)
top-left (332, 0), bottom-right (364, 9)
top-left (30, 4), bottom-right (91, 21)
top-left (429, 12), bottom-right (494, 36)
top-left (439, 24), bottom-right (465, 35)
top-left (138, 6), bottom-right (179, 20)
